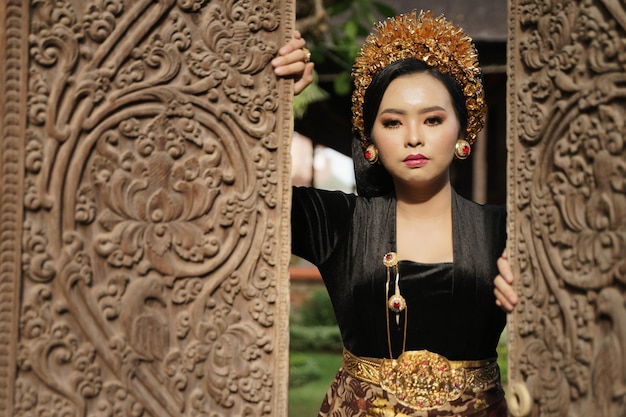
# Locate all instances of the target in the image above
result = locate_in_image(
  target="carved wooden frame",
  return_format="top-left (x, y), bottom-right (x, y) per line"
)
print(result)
top-left (0, 0), bottom-right (295, 416)
top-left (507, 1), bottom-right (626, 416)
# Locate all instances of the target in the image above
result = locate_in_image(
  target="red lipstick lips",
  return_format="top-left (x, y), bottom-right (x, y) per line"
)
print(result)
top-left (403, 154), bottom-right (428, 167)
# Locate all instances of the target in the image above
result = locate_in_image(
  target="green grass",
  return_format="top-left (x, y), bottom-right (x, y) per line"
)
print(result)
top-left (497, 328), bottom-right (508, 385)
top-left (289, 351), bottom-right (342, 417)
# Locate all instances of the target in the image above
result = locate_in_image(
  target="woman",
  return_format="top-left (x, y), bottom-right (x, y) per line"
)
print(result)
top-left (275, 11), bottom-right (518, 417)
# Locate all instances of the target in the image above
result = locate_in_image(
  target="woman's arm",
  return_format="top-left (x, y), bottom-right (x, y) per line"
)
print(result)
top-left (291, 187), bottom-right (356, 265)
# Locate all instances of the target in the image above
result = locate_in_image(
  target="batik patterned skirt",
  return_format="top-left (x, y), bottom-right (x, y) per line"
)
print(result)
top-left (318, 351), bottom-right (508, 417)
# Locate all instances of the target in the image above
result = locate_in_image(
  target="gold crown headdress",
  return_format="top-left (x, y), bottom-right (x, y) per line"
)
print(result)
top-left (351, 10), bottom-right (486, 147)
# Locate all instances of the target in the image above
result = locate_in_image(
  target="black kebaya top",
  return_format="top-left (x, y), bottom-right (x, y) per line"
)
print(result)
top-left (291, 186), bottom-right (507, 361)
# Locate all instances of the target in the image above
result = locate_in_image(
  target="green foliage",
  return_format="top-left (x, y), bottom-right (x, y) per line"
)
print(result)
top-left (321, 1), bottom-right (398, 95)
top-left (293, 71), bottom-right (329, 119)
top-left (295, 0), bottom-right (399, 112)
top-left (289, 353), bottom-right (322, 388)
top-left (497, 328), bottom-right (508, 384)
top-left (289, 352), bottom-right (343, 416)
top-left (297, 287), bottom-right (337, 326)
top-left (288, 289), bottom-right (342, 413)
top-left (290, 324), bottom-right (343, 352)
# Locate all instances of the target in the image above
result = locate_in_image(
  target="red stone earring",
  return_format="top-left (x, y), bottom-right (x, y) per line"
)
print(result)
top-left (454, 139), bottom-right (471, 160)
top-left (364, 144), bottom-right (379, 164)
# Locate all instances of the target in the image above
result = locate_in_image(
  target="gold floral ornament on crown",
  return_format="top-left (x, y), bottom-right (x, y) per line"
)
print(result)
top-left (351, 10), bottom-right (487, 148)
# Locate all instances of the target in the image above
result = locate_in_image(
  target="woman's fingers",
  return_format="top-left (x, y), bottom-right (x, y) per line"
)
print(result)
top-left (494, 251), bottom-right (519, 313)
top-left (494, 275), bottom-right (518, 313)
top-left (293, 62), bottom-right (314, 95)
top-left (272, 31), bottom-right (307, 72)
top-left (272, 31), bottom-right (315, 94)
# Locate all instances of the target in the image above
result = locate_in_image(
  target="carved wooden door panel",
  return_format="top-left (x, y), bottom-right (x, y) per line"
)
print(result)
top-left (507, 1), bottom-right (626, 416)
top-left (0, 1), bottom-right (294, 416)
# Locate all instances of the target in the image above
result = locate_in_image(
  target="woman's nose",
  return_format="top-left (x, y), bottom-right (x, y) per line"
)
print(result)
top-left (406, 125), bottom-right (422, 147)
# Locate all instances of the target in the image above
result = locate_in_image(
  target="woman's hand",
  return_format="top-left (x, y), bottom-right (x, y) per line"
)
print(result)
top-left (272, 31), bottom-right (314, 95)
top-left (494, 250), bottom-right (519, 313)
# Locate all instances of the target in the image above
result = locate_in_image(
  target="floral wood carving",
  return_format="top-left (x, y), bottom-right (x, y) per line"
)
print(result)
top-left (2, 0), bottom-right (294, 416)
top-left (507, 1), bottom-right (626, 416)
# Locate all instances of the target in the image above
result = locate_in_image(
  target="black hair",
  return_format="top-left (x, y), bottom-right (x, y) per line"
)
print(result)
top-left (353, 58), bottom-right (468, 197)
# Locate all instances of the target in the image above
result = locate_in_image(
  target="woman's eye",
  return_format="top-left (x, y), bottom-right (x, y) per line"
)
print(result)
top-left (382, 119), bottom-right (401, 128)
top-left (425, 116), bottom-right (443, 125)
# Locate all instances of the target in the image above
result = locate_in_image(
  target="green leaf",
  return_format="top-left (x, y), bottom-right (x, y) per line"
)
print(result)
top-left (301, 0), bottom-right (399, 98)
top-left (344, 17), bottom-right (359, 39)
top-left (293, 71), bottom-right (330, 119)
top-left (333, 71), bottom-right (353, 96)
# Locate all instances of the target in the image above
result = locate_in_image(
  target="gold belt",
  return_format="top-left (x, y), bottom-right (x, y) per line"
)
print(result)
top-left (342, 349), bottom-right (499, 409)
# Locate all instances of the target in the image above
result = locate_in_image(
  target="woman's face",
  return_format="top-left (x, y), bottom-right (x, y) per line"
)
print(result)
top-left (371, 72), bottom-right (462, 194)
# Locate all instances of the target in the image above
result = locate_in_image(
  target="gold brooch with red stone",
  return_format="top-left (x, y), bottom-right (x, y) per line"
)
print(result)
top-left (383, 252), bottom-right (408, 357)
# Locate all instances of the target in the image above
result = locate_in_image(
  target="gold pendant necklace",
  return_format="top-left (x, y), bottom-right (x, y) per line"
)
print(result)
top-left (383, 252), bottom-right (407, 357)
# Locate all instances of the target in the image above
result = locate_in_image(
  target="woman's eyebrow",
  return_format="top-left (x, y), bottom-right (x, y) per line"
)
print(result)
top-left (379, 105), bottom-right (447, 115)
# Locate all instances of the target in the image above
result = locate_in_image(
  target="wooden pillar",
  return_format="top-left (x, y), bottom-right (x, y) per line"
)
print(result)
top-left (507, 1), bottom-right (626, 416)
top-left (472, 121), bottom-right (488, 204)
top-left (0, 1), bottom-right (295, 416)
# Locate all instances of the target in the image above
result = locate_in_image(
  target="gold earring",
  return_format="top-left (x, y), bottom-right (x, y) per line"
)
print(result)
top-left (455, 139), bottom-right (471, 160)
top-left (364, 144), bottom-right (379, 164)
